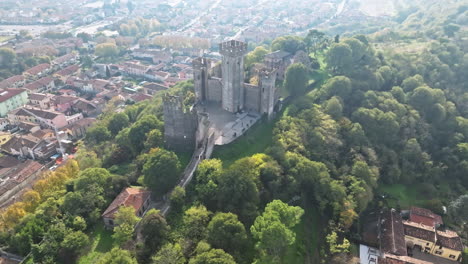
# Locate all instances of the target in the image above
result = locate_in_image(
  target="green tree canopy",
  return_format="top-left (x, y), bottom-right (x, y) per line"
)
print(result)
top-left (142, 149), bottom-right (181, 195)
top-left (284, 63), bottom-right (309, 96)
top-left (97, 248), bottom-right (138, 264)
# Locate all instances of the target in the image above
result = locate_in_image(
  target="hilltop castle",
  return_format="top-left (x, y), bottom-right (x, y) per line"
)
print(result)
top-left (164, 40), bottom-right (281, 152)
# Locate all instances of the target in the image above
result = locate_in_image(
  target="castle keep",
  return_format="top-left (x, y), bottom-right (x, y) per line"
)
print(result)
top-left (194, 40), bottom-right (278, 117)
top-left (164, 40), bottom-right (280, 152)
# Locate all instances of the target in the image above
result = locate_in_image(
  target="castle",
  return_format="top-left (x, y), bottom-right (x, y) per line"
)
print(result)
top-left (164, 40), bottom-right (280, 152)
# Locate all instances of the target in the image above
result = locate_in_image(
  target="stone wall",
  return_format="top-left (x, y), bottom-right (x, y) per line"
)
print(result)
top-left (207, 78), bottom-right (222, 102)
top-left (244, 83), bottom-right (261, 112)
top-left (163, 95), bottom-right (198, 152)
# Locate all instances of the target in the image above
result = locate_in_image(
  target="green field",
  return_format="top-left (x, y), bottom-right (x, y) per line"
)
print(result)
top-left (78, 223), bottom-right (114, 264)
top-left (377, 184), bottom-right (428, 209)
top-left (211, 119), bottom-right (275, 167)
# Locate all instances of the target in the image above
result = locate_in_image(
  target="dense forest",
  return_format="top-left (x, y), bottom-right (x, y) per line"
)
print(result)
top-left (0, 1), bottom-right (467, 264)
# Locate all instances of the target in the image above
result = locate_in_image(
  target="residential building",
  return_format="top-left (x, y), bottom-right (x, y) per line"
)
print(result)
top-left (63, 117), bottom-right (96, 139)
top-left (8, 107), bottom-right (68, 128)
top-left (433, 230), bottom-right (464, 261)
top-left (102, 187), bottom-right (151, 229)
top-left (28, 93), bottom-right (52, 109)
top-left (403, 221), bottom-right (437, 254)
top-left (52, 52), bottom-right (79, 68)
top-left (0, 75), bottom-right (26, 89)
top-left (23, 63), bottom-right (51, 79)
top-left (24, 77), bottom-right (55, 93)
top-left (0, 88), bottom-right (28, 117)
top-left (1, 134), bottom-right (57, 160)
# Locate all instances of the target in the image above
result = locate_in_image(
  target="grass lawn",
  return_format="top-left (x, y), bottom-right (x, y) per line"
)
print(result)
top-left (377, 184), bottom-right (428, 209)
top-left (211, 120), bottom-right (275, 168)
top-left (78, 223), bottom-right (114, 264)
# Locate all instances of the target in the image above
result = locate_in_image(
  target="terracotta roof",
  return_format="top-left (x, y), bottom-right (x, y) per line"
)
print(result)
top-left (143, 82), bottom-right (169, 91)
top-left (436, 230), bottom-right (464, 251)
top-left (0, 75), bottom-right (25, 89)
top-left (102, 187), bottom-right (150, 219)
top-left (73, 99), bottom-right (97, 112)
top-left (52, 95), bottom-right (79, 105)
top-left (24, 63), bottom-right (50, 75)
top-left (380, 209), bottom-right (407, 256)
top-left (53, 53), bottom-right (76, 65)
top-left (10, 107), bottom-right (61, 120)
top-left (403, 221), bottom-right (436, 242)
top-left (28, 93), bottom-right (49, 101)
top-left (130, 93), bottom-right (152, 102)
top-left (0, 156), bottom-right (20, 169)
top-left (409, 207), bottom-right (443, 227)
top-left (54, 64), bottom-right (80, 76)
top-left (24, 77), bottom-right (54, 91)
top-left (381, 254), bottom-right (434, 264)
top-left (0, 88), bottom-right (26, 103)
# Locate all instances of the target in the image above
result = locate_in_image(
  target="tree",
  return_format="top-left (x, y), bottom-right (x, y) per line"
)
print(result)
top-left (195, 159), bottom-right (223, 209)
top-left (245, 46), bottom-right (269, 68)
top-left (152, 243), bottom-right (186, 264)
top-left (326, 231), bottom-right (350, 254)
top-left (324, 96), bottom-right (343, 119)
top-left (448, 195), bottom-right (468, 223)
top-left (189, 249), bottom-right (236, 264)
top-left (61, 231), bottom-right (89, 258)
top-left (112, 206), bottom-right (140, 246)
top-left (326, 43), bottom-right (352, 75)
top-left (144, 129), bottom-right (163, 150)
top-left (128, 115), bottom-right (162, 154)
top-left (250, 200), bottom-right (304, 262)
top-left (271, 36), bottom-right (306, 54)
top-left (108, 112), bottom-right (130, 136)
top-left (140, 209), bottom-right (170, 251)
top-left (75, 148), bottom-right (102, 170)
top-left (97, 248), bottom-right (137, 264)
top-left (0, 47), bottom-right (16, 68)
top-left (207, 212), bottom-right (247, 260)
top-left (305, 29), bottom-right (326, 54)
top-left (142, 149), bottom-right (181, 195)
top-left (170, 186), bottom-right (186, 212)
top-left (86, 125), bottom-right (111, 144)
top-left (95, 43), bottom-right (119, 58)
top-left (183, 205), bottom-right (212, 242)
top-left (284, 63), bottom-right (309, 96)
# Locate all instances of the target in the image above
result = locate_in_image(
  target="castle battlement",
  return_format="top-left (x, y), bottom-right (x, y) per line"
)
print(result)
top-left (219, 40), bottom-right (248, 57)
top-left (193, 57), bottom-right (210, 69)
top-left (259, 67), bottom-right (277, 79)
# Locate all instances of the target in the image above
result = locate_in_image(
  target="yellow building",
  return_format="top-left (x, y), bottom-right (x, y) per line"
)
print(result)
top-left (403, 221), bottom-right (437, 254)
top-left (432, 230), bottom-right (464, 262)
top-left (0, 132), bottom-right (12, 146)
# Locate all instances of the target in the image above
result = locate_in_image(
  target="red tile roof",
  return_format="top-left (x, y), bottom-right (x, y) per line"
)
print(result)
top-left (436, 230), bottom-right (464, 251)
top-left (380, 209), bottom-right (407, 256)
top-left (0, 88), bottom-right (26, 103)
top-left (54, 65), bottom-right (80, 76)
top-left (409, 207), bottom-right (443, 227)
top-left (24, 63), bottom-right (50, 75)
top-left (102, 187), bottom-right (150, 219)
top-left (403, 221), bottom-right (436, 242)
top-left (0, 75), bottom-right (25, 89)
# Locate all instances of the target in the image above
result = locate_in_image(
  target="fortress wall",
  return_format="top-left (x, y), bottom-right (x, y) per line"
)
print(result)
top-left (244, 83), bottom-right (261, 112)
top-left (207, 78), bottom-right (222, 102)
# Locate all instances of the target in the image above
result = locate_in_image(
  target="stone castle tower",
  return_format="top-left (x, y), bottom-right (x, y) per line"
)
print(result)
top-left (193, 57), bottom-right (210, 102)
top-left (259, 68), bottom-right (277, 117)
top-left (163, 95), bottom-right (199, 151)
top-left (219, 40), bottom-right (248, 113)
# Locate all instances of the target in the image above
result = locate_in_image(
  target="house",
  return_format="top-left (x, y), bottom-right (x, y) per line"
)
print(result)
top-left (28, 93), bottom-right (52, 109)
top-left (129, 93), bottom-right (152, 103)
top-left (17, 121), bottom-right (41, 134)
top-left (409, 207), bottom-right (444, 228)
top-left (72, 99), bottom-right (100, 117)
top-left (433, 230), bottom-right (464, 261)
top-left (0, 75), bottom-right (25, 89)
top-left (8, 107), bottom-right (68, 129)
top-left (102, 187), bottom-right (151, 229)
top-left (24, 77), bottom-right (55, 93)
top-left (51, 95), bottom-right (80, 113)
top-left (23, 63), bottom-right (51, 79)
top-left (0, 88), bottom-right (28, 117)
top-left (379, 209), bottom-right (408, 256)
top-left (54, 65), bottom-right (80, 82)
top-left (63, 117), bottom-right (96, 139)
top-left (0, 159), bottom-right (44, 207)
top-left (52, 52), bottom-right (78, 68)
top-left (142, 82), bottom-right (169, 95)
top-left (403, 221), bottom-right (437, 254)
